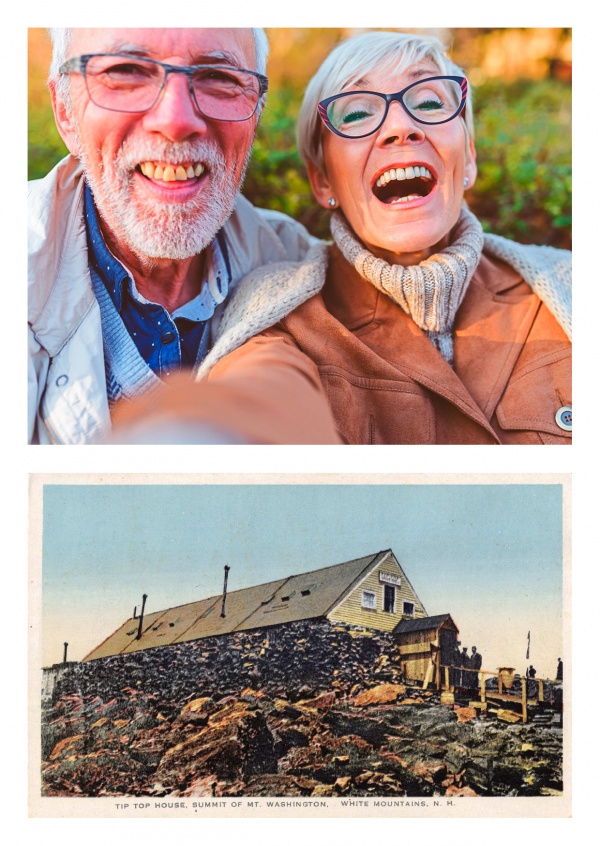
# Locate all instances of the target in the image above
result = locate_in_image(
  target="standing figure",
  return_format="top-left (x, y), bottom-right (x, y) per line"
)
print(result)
top-left (460, 646), bottom-right (469, 688)
top-left (470, 645), bottom-right (482, 690)
top-left (450, 639), bottom-right (461, 688)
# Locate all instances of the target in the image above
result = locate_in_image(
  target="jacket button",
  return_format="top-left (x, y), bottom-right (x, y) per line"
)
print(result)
top-left (555, 406), bottom-right (572, 431)
top-left (161, 332), bottom-right (176, 345)
top-left (55, 374), bottom-right (69, 387)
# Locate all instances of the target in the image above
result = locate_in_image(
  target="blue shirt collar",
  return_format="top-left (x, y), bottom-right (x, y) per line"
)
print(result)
top-left (84, 183), bottom-right (231, 319)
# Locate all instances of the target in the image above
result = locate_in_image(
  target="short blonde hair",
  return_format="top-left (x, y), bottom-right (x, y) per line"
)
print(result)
top-left (297, 30), bottom-right (474, 172)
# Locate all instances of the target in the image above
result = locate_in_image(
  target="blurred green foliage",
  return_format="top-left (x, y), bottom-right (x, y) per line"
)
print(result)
top-left (28, 98), bottom-right (69, 181)
top-left (28, 78), bottom-right (571, 249)
top-left (469, 79), bottom-right (571, 248)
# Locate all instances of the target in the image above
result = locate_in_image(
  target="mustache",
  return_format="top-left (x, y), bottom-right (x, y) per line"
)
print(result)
top-left (113, 138), bottom-right (227, 172)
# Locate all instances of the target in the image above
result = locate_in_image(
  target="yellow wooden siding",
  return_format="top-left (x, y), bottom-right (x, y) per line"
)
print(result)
top-left (327, 556), bottom-right (426, 632)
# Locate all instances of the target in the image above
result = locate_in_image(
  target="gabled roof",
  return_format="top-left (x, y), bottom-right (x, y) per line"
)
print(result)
top-left (83, 551), bottom-right (393, 661)
top-left (393, 613), bottom-right (458, 635)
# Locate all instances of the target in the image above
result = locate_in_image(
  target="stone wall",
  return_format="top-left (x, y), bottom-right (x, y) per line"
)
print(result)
top-left (51, 619), bottom-right (403, 710)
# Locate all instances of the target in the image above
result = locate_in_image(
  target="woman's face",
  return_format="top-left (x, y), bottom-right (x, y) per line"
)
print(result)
top-left (308, 61), bottom-right (477, 265)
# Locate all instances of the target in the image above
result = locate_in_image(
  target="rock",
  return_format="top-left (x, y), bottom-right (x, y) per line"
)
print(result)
top-left (153, 702), bottom-right (277, 792)
top-left (41, 619), bottom-right (563, 798)
top-left (297, 692), bottom-right (337, 711)
top-left (455, 707), bottom-right (477, 723)
top-left (181, 697), bottom-right (212, 715)
top-left (49, 734), bottom-right (85, 760)
top-left (334, 776), bottom-right (352, 793)
top-left (446, 785), bottom-right (477, 797)
top-left (352, 684), bottom-right (406, 706)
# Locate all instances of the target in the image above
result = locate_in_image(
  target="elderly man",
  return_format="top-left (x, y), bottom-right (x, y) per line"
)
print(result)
top-left (29, 28), bottom-right (338, 444)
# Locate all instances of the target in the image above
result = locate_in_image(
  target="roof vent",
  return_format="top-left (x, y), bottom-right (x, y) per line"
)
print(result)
top-left (136, 594), bottom-right (148, 640)
top-left (220, 565), bottom-right (230, 618)
top-left (301, 589), bottom-right (311, 597)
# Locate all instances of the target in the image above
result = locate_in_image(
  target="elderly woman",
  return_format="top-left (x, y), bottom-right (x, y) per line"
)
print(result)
top-left (118, 30), bottom-right (572, 444)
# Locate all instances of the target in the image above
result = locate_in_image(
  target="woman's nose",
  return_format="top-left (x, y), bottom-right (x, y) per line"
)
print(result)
top-left (375, 99), bottom-right (426, 146)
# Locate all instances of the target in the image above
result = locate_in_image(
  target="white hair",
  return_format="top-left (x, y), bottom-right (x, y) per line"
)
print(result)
top-left (297, 30), bottom-right (474, 172)
top-left (48, 27), bottom-right (269, 106)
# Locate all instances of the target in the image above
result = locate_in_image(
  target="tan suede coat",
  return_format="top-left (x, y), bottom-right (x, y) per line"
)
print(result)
top-left (211, 244), bottom-right (571, 444)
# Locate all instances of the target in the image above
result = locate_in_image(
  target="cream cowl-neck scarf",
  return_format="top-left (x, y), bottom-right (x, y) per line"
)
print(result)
top-left (330, 206), bottom-right (484, 364)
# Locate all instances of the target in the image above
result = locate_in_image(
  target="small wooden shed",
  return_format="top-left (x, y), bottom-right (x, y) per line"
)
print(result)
top-left (393, 613), bottom-right (459, 689)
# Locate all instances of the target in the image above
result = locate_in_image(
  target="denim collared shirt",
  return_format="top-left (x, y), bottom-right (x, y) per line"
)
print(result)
top-left (84, 184), bottom-right (231, 375)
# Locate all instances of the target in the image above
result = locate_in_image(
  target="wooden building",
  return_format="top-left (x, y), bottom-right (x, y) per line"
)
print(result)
top-left (84, 549), bottom-right (427, 661)
top-left (394, 614), bottom-right (459, 688)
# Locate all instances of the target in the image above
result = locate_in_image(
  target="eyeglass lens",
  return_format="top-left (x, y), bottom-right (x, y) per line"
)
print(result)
top-left (326, 78), bottom-right (464, 136)
top-left (84, 55), bottom-right (262, 119)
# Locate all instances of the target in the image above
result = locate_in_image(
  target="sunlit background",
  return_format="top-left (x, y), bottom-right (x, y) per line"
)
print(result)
top-left (28, 27), bottom-right (571, 248)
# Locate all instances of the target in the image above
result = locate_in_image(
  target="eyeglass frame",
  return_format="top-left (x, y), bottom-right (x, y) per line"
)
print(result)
top-left (317, 75), bottom-right (468, 139)
top-left (58, 53), bottom-right (269, 121)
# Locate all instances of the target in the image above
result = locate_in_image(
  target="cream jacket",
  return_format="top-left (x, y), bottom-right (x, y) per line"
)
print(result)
top-left (28, 155), bottom-right (317, 444)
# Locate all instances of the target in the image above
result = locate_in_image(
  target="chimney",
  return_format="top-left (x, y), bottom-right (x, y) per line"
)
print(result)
top-left (133, 606), bottom-right (137, 619)
top-left (220, 565), bottom-right (230, 618)
top-left (136, 594), bottom-right (148, 640)
top-left (63, 642), bottom-right (68, 664)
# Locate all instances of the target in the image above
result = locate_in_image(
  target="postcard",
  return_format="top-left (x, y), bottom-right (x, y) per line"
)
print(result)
top-left (29, 473), bottom-right (570, 818)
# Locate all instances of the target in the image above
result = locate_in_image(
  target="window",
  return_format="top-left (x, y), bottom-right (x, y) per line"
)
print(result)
top-left (403, 601), bottom-right (415, 617)
top-left (383, 584), bottom-right (396, 613)
top-left (362, 590), bottom-right (376, 610)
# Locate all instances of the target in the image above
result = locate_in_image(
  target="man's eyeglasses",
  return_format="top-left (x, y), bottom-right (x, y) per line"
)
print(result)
top-left (59, 53), bottom-right (269, 122)
top-left (318, 76), bottom-right (468, 139)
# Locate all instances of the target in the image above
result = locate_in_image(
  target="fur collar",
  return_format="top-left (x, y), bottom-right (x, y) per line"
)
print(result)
top-left (197, 235), bottom-right (571, 379)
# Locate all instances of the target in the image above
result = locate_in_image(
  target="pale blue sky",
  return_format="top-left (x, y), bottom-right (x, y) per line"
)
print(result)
top-left (41, 482), bottom-right (564, 676)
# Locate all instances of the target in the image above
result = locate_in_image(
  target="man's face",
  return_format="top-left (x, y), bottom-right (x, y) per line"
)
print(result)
top-left (53, 28), bottom-right (258, 260)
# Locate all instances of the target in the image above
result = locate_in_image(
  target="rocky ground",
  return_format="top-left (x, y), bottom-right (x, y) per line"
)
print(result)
top-left (41, 621), bottom-right (563, 798)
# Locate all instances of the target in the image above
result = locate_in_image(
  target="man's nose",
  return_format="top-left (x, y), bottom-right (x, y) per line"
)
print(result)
top-left (375, 99), bottom-right (426, 146)
top-left (142, 70), bottom-right (207, 141)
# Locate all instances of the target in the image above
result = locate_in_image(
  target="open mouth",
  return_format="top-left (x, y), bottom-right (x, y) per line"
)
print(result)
top-left (138, 161), bottom-right (206, 182)
top-left (373, 165), bottom-right (435, 204)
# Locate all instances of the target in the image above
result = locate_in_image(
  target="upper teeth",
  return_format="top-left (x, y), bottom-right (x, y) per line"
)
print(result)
top-left (140, 162), bottom-right (205, 182)
top-left (376, 166), bottom-right (432, 188)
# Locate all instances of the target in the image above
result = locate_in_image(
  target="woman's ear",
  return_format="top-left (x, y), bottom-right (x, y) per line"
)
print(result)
top-left (49, 80), bottom-right (80, 156)
top-left (464, 136), bottom-right (477, 190)
top-left (306, 159), bottom-right (336, 210)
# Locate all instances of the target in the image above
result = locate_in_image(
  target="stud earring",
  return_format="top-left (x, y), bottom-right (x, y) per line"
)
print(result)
top-left (463, 177), bottom-right (469, 188)
top-left (328, 197), bottom-right (337, 208)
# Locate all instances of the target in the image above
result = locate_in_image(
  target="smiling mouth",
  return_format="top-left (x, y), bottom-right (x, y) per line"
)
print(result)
top-left (138, 161), bottom-right (206, 182)
top-left (373, 166), bottom-right (435, 204)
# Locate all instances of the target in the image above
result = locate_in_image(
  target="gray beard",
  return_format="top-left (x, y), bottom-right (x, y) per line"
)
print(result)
top-left (78, 135), bottom-right (250, 261)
